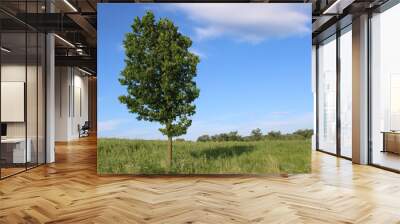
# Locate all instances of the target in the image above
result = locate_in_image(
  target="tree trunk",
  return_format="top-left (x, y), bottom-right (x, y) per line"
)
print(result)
top-left (167, 136), bottom-right (173, 169)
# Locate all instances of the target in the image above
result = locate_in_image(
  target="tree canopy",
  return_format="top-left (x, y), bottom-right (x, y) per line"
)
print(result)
top-left (119, 11), bottom-right (200, 138)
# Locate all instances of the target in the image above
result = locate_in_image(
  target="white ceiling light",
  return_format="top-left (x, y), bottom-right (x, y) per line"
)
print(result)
top-left (1, 47), bottom-right (11, 53)
top-left (63, 0), bottom-right (78, 12)
top-left (76, 50), bottom-right (83, 55)
top-left (54, 34), bottom-right (75, 48)
top-left (323, 0), bottom-right (355, 15)
top-left (78, 67), bottom-right (92, 76)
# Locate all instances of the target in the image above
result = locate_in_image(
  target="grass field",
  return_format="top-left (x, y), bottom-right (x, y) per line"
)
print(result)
top-left (97, 139), bottom-right (311, 174)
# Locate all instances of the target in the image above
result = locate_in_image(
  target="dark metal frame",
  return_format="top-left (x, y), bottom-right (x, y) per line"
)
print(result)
top-left (336, 21), bottom-right (341, 158)
top-left (0, 17), bottom-right (2, 179)
top-left (315, 44), bottom-right (319, 151)
top-left (315, 20), bottom-right (353, 162)
top-left (367, 10), bottom-right (373, 165)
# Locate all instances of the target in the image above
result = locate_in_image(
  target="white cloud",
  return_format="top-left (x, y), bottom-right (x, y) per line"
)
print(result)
top-left (98, 119), bottom-right (127, 131)
top-left (189, 48), bottom-right (207, 59)
top-left (117, 43), bottom-right (125, 52)
top-left (171, 4), bottom-right (310, 44)
top-left (256, 112), bottom-right (313, 132)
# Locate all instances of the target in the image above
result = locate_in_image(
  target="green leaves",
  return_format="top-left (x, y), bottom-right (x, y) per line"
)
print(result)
top-left (119, 10), bottom-right (200, 138)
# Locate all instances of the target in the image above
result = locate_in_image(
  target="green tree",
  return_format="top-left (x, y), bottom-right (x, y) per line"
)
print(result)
top-left (250, 128), bottom-right (263, 141)
top-left (267, 131), bottom-right (282, 140)
top-left (293, 129), bottom-right (313, 139)
top-left (197, 135), bottom-right (210, 142)
top-left (119, 11), bottom-right (200, 168)
top-left (227, 131), bottom-right (242, 141)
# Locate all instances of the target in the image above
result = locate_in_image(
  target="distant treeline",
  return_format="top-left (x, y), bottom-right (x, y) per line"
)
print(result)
top-left (195, 129), bottom-right (313, 142)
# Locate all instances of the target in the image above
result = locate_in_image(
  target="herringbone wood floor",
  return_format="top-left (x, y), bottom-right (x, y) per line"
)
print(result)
top-left (1, 136), bottom-right (400, 224)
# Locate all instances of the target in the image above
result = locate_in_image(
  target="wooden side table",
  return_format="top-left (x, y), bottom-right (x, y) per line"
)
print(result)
top-left (381, 131), bottom-right (400, 154)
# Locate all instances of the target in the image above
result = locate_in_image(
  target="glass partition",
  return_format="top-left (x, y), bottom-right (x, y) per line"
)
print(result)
top-left (339, 26), bottom-right (352, 158)
top-left (1, 31), bottom-right (27, 177)
top-left (0, 2), bottom-right (46, 179)
top-left (371, 3), bottom-right (400, 171)
top-left (317, 35), bottom-right (337, 154)
top-left (38, 32), bottom-right (45, 165)
top-left (27, 31), bottom-right (38, 169)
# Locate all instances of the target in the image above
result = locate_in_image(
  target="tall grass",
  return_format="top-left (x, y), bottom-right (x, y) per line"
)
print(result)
top-left (97, 139), bottom-right (311, 174)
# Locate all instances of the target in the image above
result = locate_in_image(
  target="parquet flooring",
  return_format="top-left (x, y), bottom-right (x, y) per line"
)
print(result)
top-left (1, 136), bottom-right (400, 223)
top-left (1, 167), bottom-right (26, 178)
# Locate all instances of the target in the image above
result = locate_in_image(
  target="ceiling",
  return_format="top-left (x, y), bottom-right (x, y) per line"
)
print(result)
top-left (0, 0), bottom-right (97, 74)
top-left (311, 0), bottom-right (390, 43)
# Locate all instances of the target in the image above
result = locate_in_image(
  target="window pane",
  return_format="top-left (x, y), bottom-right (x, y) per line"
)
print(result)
top-left (318, 35), bottom-right (337, 154)
top-left (340, 27), bottom-right (352, 158)
top-left (371, 3), bottom-right (400, 170)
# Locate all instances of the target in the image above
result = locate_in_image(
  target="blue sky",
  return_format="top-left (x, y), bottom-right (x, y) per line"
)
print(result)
top-left (98, 3), bottom-right (312, 140)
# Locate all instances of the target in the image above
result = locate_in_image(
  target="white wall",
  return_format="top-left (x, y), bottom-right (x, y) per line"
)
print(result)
top-left (72, 72), bottom-right (89, 138)
top-left (1, 82), bottom-right (25, 122)
top-left (55, 66), bottom-right (70, 141)
top-left (1, 65), bottom-right (37, 138)
top-left (1, 65), bottom-right (26, 133)
top-left (1, 62), bottom-right (46, 164)
top-left (55, 67), bottom-right (89, 141)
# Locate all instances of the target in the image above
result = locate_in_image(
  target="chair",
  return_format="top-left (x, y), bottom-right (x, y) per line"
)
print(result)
top-left (79, 121), bottom-right (90, 138)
